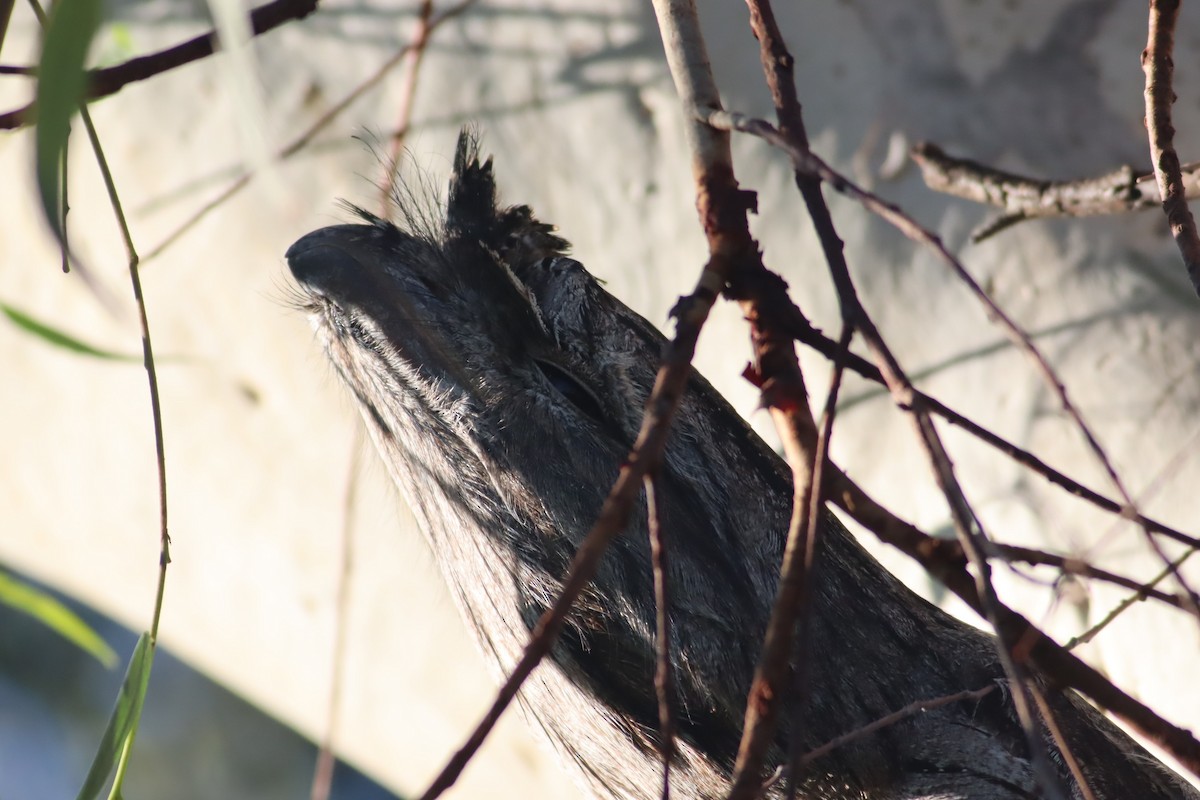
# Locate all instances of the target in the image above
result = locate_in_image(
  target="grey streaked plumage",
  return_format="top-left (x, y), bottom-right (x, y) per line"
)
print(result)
top-left (286, 131), bottom-right (1199, 800)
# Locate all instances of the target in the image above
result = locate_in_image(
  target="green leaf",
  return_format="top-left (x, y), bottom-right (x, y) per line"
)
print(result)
top-left (35, 0), bottom-right (103, 241)
top-left (1, 301), bottom-right (140, 362)
top-left (76, 634), bottom-right (155, 800)
top-left (0, 571), bottom-right (117, 668)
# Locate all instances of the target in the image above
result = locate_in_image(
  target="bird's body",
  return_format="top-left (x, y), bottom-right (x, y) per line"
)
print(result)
top-left (286, 132), bottom-right (1198, 799)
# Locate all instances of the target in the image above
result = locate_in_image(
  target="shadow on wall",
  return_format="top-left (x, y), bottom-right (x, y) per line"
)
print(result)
top-left (0, 568), bottom-right (397, 800)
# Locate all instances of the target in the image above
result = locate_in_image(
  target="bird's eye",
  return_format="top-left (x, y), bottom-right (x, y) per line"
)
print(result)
top-left (534, 360), bottom-right (606, 423)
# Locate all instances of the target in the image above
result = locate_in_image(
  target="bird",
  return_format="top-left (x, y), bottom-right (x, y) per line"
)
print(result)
top-left (286, 129), bottom-right (1200, 800)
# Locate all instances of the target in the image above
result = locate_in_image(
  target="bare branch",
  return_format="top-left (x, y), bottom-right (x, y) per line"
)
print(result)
top-left (655, 2), bottom-right (856, 796)
top-left (700, 91), bottom-right (1200, 779)
top-left (651, 5), bottom-right (850, 797)
top-left (1143, 0), bottom-right (1200, 297)
top-left (726, 383), bottom-right (820, 800)
top-left (911, 142), bottom-right (1146, 216)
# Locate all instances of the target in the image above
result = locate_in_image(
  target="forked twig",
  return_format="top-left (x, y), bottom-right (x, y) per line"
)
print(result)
top-left (908, 142), bottom-right (1200, 244)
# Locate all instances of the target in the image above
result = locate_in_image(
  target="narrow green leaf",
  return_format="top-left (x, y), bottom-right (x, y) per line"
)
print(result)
top-left (34, 0), bottom-right (103, 241)
top-left (0, 571), bottom-right (117, 668)
top-left (1, 302), bottom-right (140, 362)
top-left (75, 634), bottom-right (155, 800)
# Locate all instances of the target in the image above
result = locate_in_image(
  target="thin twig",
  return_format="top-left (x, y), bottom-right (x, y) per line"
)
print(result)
top-left (1031, 682), bottom-right (1099, 800)
top-left (758, 686), bottom-right (999, 796)
top-left (919, 414), bottom-right (1069, 800)
top-left (644, 473), bottom-right (674, 800)
top-left (798, 686), bottom-right (995, 768)
top-left (825, 458), bottom-right (1190, 620)
top-left (0, 0), bottom-right (319, 129)
top-left (1066, 544), bottom-right (1199, 650)
top-left (784, 323), bottom-right (851, 800)
top-left (379, 0), bottom-right (434, 212)
top-left (310, 427), bottom-right (363, 800)
top-left (142, 174), bottom-right (248, 263)
top-left (1143, 0), bottom-right (1200, 297)
top-left (995, 544), bottom-right (1188, 609)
